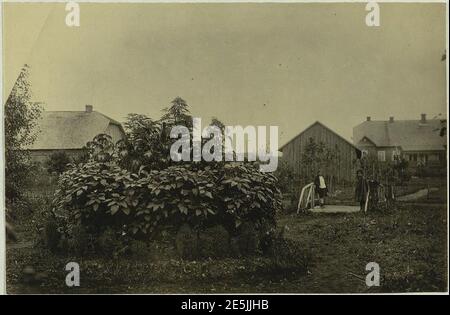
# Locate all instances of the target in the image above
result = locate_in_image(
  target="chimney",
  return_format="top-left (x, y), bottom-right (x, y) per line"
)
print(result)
top-left (421, 113), bottom-right (426, 123)
top-left (85, 105), bottom-right (93, 113)
top-left (389, 116), bottom-right (394, 123)
top-left (366, 116), bottom-right (371, 121)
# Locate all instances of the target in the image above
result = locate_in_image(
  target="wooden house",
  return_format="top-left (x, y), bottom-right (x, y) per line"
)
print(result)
top-left (353, 114), bottom-right (446, 169)
top-left (27, 105), bottom-right (125, 163)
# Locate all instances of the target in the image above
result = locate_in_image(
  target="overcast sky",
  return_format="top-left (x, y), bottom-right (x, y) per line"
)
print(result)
top-left (2, 2), bottom-right (447, 145)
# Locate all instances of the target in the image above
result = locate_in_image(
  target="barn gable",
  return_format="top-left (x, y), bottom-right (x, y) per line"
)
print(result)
top-left (280, 121), bottom-right (357, 151)
top-left (280, 121), bottom-right (361, 183)
top-left (357, 136), bottom-right (377, 147)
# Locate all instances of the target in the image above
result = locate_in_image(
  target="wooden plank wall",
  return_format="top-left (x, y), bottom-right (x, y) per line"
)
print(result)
top-left (281, 123), bottom-right (358, 183)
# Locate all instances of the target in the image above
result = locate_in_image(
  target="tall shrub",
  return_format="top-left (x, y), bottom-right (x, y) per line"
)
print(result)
top-left (4, 64), bottom-right (42, 200)
top-left (52, 98), bottom-right (281, 243)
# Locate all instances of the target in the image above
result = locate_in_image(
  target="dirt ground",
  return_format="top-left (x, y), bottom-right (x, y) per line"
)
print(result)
top-left (6, 201), bottom-right (447, 294)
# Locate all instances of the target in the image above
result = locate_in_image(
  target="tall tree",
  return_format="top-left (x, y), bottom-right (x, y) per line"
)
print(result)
top-left (161, 96), bottom-right (192, 128)
top-left (210, 117), bottom-right (225, 133)
top-left (4, 64), bottom-right (42, 200)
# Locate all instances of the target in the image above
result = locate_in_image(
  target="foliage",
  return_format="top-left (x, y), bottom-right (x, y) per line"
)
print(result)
top-left (68, 224), bottom-right (94, 255)
top-left (265, 236), bottom-right (310, 276)
top-left (119, 114), bottom-right (168, 172)
top-left (218, 163), bottom-right (280, 230)
top-left (300, 137), bottom-right (339, 181)
top-left (53, 160), bottom-right (279, 239)
top-left (210, 117), bottom-right (225, 132)
top-left (175, 223), bottom-right (199, 260)
top-left (4, 65), bottom-right (42, 200)
top-left (274, 161), bottom-right (304, 196)
top-left (392, 157), bottom-right (410, 184)
top-left (46, 151), bottom-right (71, 174)
top-left (96, 227), bottom-right (129, 258)
top-left (43, 217), bottom-right (61, 252)
top-left (236, 222), bottom-right (259, 256)
top-left (85, 133), bottom-right (118, 163)
top-left (197, 225), bottom-right (231, 259)
top-left (51, 97), bottom-right (281, 255)
top-left (117, 98), bottom-right (198, 172)
top-left (360, 154), bottom-right (410, 185)
top-left (161, 96), bottom-right (193, 128)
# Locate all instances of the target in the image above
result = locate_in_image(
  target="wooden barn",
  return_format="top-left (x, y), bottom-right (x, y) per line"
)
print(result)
top-left (279, 121), bottom-right (361, 184)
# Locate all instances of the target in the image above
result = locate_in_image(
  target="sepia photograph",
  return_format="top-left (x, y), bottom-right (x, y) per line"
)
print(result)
top-left (1, 0), bottom-right (448, 297)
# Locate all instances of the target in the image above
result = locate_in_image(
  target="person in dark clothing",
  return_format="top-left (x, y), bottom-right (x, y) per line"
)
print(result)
top-left (314, 169), bottom-right (328, 208)
top-left (355, 169), bottom-right (368, 211)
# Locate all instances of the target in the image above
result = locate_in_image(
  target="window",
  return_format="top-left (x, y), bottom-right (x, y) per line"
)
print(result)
top-left (392, 149), bottom-right (401, 162)
top-left (418, 154), bottom-right (428, 165)
top-left (361, 150), bottom-right (369, 158)
top-left (377, 150), bottom-right (386, 162)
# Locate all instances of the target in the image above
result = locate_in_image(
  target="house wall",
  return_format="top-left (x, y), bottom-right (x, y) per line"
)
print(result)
top-left (280, 123), bottom-right (359, 183)
top-left (362, 147), bottom-right (399, 162)
top-left (403, 151), bottom-right (446, 165)
top-left (29, 149), bottom-right (85, 164)
top-left (358, 141), bottom-right (446, 166)
top-left (356, 138), bottom-right (400, 162)
top-left (105, 123), bottom-right (125, 144)
top-left (28, 123), bottom-right (125, 165)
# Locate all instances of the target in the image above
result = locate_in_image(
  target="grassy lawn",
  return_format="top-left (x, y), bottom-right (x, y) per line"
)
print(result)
top-left (6, 202), bottom-right (447, 294)
top-left (278, 204), bottom-right (447, 293)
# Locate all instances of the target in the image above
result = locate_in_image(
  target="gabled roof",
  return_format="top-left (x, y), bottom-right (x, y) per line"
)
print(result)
top-left (28, 111), bottom-right (125, 150)
top-left (279, 121), bottom-right (360, 151)
top-left (357, 136), bottom-right (377, 146)
top-left (353, 119), bottom-right (446, 151)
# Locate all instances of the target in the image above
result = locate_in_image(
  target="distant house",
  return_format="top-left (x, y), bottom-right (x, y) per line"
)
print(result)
top-left (28, 105), bottom-right (125, 163)
top-left (353, 114), bottom-right (447, 167)
top-left (279, 121), bottom-right (361, 183)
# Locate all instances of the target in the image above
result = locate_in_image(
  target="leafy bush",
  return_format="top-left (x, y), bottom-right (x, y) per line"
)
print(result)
top-left (68, 224), bottom-right (93, 255)
top-left (43, 217), bottom-right (61, 252)
top-left (274, 161), bottom-right (300, 194)
top-left (50, 98), bottom-right (282, 256)
top-left (46, 151), bottom-right (71, 174)
top-left (118, 114), bottom-right (168, 172)
top-left (198, 225), bottom-right (231, 259)
top-left (360, 154), bottom-right (411, 186)
top-left (97, 228), bottom-right (129, 258)
top-left (218, 163), bottom-right (279, 231)
top-left (175, 223), bottom-right (199, 260)
top-left (128, 239), bottom-right (159, 260)
top-left (53, 161), bottom-right (280, 240)
top-left (236, 222), bottom-right (259, 256)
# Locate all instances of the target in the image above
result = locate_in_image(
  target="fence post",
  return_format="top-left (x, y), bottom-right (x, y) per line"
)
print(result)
top-left (364, 189), bottom-right (370, 213)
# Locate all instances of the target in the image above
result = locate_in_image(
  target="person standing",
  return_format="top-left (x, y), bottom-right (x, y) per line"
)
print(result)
top-left (314, 169), bottom-right (328, 208)
top-left (355, 169), bottom-right (368, 211)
